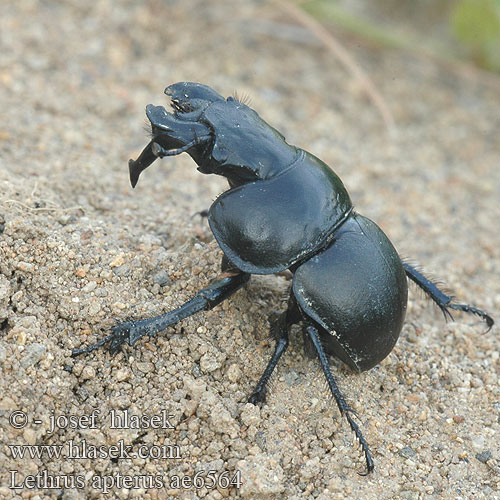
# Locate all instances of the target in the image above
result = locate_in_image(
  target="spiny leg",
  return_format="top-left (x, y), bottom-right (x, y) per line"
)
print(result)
top-left (72, 271), bottom-right (250, 357)
top-left (403, 263), bottom-right (493, 331)
top-left (248, 295), bottom-right (301, 404)
top-left (305, 322), bottom-right (374, 475)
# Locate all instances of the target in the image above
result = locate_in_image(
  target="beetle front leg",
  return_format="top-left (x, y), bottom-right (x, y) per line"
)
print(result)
top-left (403, 263), bottom-right (494, 331)
top-left (72, 271), bottom-right (250, 357)
top-left (305, 322), bottom-right (374, 475)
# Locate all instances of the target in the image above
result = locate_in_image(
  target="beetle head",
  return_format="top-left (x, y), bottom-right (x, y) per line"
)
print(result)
top-left (128, 82), bottom-right (222, 187)
top-left (164, 82), bottom-right (225, 120)
top-left (128, 82), bottom-right (295, 189)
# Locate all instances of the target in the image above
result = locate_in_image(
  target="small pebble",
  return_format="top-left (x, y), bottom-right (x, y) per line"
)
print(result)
top-left (20, 343), bottom-right (46, 368)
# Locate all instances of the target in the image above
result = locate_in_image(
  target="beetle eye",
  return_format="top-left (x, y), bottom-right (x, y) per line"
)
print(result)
top-left (227, 96), bottom-right (234, 102)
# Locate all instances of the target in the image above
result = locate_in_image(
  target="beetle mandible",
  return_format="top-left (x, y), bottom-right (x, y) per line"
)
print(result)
top-left (73, 82), bottom-right (494, 474)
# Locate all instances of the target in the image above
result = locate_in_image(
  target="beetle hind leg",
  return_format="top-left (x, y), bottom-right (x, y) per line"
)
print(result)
top-left (72, 271), bottom-right (250, 357)
top-left (403, 263), bottom-right (494, 331)
top-left (305, 322), bottom-right (374, 475)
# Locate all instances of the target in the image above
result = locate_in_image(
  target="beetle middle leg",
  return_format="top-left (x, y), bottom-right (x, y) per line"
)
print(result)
top-left (403, 263), bottom-right (493, 330)
top-left (305, 321), bottom-right (374, 475)
top-left (248, 295), bottom-right (301, 404)
top-left (72, 270), bottom-right (249, 357)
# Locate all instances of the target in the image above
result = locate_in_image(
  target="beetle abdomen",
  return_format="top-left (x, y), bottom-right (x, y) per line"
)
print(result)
top-left (208, 152), bottom-right (352, 274)
top-left (293, 213), bottom-right (408, 372)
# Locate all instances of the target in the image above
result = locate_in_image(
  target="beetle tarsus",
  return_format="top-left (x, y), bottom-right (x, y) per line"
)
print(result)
top-left (403, 263), bottom-right (494, 331)
top-left (248, 387), bottom-right (267, 405)
top-left (448, 303), bottom-right (494, 332)
top-left (249, 330), bottom-right (288, 405)
top-left (72, 273), bottom-right (250, 356)
top-left (71, 332), bottom-right (115, 357)
top-left (305, 323), bottom-right (374, 474)
top-left (344, 411), bottom-right (375, 475)
top-left (249, 298), bottom-right (302, 406)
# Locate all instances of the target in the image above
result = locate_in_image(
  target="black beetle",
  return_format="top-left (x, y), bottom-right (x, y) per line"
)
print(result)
top-left (73, 82), bottom-right (494, 474)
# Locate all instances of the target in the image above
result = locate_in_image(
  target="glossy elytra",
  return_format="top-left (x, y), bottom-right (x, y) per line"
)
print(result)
top-left (73, 82), bottom-right (494, 474)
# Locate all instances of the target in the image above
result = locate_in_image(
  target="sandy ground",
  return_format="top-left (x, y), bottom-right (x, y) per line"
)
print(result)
top-left (0, 1), bottom-right (499, 499)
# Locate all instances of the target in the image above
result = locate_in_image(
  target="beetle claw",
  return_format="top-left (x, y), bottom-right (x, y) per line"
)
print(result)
top-left (448, 303), bottom-right (494, 333)
top-left (248, 387), bottom-right (267, 405)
